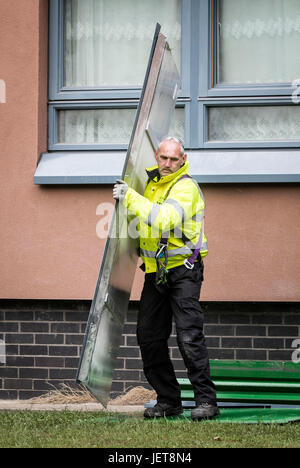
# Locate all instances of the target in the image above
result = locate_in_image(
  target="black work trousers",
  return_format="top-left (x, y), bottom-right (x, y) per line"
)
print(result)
top-left (137, 261), bottom-right (217, 407)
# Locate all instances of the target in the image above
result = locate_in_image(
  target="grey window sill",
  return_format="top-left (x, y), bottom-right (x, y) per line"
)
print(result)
top-left (34, 150), bottom-right (300, 185)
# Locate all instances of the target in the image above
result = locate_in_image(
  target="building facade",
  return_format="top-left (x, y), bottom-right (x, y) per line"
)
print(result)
top-left (0, 0), bottom-right (300, 399)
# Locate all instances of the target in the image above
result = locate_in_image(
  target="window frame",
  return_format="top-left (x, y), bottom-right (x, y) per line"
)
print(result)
top-left (204, 0), bottom-right (298, 98)
top-left (49, 0), bottom-right (191, 100)
top-left (197, 0), bottom-right (300, 149)
top-left (49, 0), bottom-right (190, 150)
top-left (36, 0), bottom-right (300, 185)
top-left (201, 98), bottom-right (300, 150)
top-left (49, 101), bottom-right (188, 151)
top-left (49, 100), bottom-right (139, 151)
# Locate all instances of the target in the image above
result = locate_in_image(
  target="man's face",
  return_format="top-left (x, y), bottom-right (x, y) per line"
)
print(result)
top-left (155, 140), bottom-right (186, 177)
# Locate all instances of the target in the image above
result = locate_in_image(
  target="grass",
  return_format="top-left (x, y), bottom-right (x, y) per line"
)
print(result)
top-left (0, 411), bottom-right (300, 448)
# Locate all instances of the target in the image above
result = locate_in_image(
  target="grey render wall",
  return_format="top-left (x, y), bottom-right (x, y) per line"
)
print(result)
top-left (0, 300), bottom-right (299, 400)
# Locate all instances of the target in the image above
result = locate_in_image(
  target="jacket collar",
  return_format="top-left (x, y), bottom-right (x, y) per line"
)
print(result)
top-left (146, 161), bottom-right (189, 184)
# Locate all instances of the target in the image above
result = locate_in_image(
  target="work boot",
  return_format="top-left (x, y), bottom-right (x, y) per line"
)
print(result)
top-left (191, 402), bottom-right (220, 421)
top-left (144, 402), bottom-right (183, 419)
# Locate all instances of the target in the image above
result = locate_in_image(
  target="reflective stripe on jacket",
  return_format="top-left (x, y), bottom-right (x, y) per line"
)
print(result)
top-left (123, 161), bottom-right (208, 273)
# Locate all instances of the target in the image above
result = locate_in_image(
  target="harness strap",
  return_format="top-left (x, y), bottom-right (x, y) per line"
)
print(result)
top-left (157, 174), bottom-right (203, 271)
top-left (159, 174), bottom-right (191, 242)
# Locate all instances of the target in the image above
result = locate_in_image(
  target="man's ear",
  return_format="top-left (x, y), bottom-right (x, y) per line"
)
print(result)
top-left (180, 153), bottom-right (187, 167)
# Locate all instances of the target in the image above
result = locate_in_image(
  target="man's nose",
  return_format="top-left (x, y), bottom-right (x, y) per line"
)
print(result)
top-left (165, 158), bottom-right (171, 166)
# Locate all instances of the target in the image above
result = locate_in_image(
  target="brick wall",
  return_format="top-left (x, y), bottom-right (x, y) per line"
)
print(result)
top-left (0, 300), bottom-right (299, 400)
top-left (0, 300), bottom-right (89, 400)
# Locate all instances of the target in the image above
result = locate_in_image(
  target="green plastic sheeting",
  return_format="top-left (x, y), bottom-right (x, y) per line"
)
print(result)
top-left (176, 360), bottom-right (300, 423)
top-left (169, 408), bottom-right (300, 424)
top-left (180, 389), bottom-right (300, 405)
top-left (95, 408), bottom-right (300, 424)
top-left (208, 359), bottom-right (300, 381)
top-left (98, 360), bottom-right (300, 424)
top-left (179, 360), bottom-right (300, 405)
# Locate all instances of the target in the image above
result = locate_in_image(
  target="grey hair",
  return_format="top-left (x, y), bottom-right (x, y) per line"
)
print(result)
top-left (157, 136), bottom-right (185, 156)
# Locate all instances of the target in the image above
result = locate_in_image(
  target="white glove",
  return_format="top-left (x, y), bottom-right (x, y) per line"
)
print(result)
top-left (113, 179), bottom-right (129, 200)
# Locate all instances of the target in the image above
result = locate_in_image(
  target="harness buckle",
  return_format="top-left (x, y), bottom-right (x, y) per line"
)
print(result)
top-left (155, 241), bottom-right (169, 286)
top-left (184, 258), bottom-right (194, 270)
top-left (155, 243), bottom-right (167, 259)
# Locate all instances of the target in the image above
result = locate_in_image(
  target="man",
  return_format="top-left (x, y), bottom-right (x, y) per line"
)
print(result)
top-left (113, 137), bottom-right (219, 421)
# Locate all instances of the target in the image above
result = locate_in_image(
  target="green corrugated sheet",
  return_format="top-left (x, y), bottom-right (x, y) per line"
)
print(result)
top-left (165, 408), bottom-right (300, 424)
top-left (209, 359), bottom-right (300, 380)
top-left (97, 408), bottom-right (300, 424)
top-left (177, 360), bottom-right (300, 423)
top-left (181, 389), bottom-right (300, 404)
top-left (179, 359), bottom-right (300, 404)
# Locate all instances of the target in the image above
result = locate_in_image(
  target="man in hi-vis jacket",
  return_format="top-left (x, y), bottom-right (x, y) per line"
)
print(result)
top-left (113, 136), bottom-right (219, 421)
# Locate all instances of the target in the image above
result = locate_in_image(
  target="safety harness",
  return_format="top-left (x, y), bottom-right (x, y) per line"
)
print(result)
top-left (155, 174), bottom-right (203, 285)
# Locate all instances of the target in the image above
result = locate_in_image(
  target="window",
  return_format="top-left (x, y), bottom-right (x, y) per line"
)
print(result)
top-left (49, 0), bottom-right (186, 150)
top-left (216, 0), bottom-right (300, 85)
top-left (207, 104), bottom-right (300, 145)
top-left (202, 0), bottom-right (300, 149)
top-left (64, 0), bottom-right (181, 88)
top-left (40, 0), bottom-right (300, 184)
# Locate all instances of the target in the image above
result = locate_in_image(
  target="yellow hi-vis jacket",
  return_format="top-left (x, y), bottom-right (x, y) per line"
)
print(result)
top-left (123, 161), bottom-right (208, 273)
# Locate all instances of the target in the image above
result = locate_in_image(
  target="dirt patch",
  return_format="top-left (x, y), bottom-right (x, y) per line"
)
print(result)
top-left (29, 383), bottom-right (97, 404)
top-left (29, 383), bottom-right (156, 406)
top-left (109, 387), bottom-right (156, 406)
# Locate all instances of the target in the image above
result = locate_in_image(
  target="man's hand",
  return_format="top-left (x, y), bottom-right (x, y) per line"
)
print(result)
top-left (113, 179), bottom-right (129, 200)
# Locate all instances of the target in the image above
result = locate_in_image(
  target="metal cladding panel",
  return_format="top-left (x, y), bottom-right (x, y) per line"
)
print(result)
top-left (76, 25), bottom-right (181, 406)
